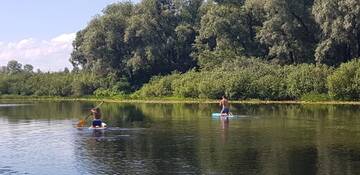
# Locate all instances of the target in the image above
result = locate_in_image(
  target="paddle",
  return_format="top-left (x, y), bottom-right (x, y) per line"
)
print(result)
top-left (76, 101), bottom-right (104, 127)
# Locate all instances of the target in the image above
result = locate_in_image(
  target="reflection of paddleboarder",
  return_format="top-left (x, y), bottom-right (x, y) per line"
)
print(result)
top-left (221, 116), bottom-right (229, 129)
top-left (219, 95), bottom-right (230, 115)
top-left (220, 116), bottom-right (229, 144)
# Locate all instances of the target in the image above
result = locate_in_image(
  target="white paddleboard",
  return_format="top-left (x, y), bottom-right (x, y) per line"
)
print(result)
top-left (89, 122), bottom-right (107, 130)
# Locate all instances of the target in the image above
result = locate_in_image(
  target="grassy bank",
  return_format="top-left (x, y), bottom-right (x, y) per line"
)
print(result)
top-left (2, 95), bottom-right (360, 105)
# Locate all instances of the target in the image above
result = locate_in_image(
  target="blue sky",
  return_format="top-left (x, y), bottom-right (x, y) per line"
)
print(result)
top-left (0, 0), bottom-right (133, 71)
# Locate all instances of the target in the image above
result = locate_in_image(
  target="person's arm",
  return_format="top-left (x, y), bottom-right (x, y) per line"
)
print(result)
top-left (90, 109), bottom-right (97, 119)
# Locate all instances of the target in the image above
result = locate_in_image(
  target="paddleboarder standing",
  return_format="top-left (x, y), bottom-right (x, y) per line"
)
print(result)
top-left (219, 95), bottom-right (230, 115)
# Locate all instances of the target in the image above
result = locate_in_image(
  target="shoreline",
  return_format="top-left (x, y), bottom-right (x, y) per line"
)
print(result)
top-left (1, 96), bottom-right (360, 105)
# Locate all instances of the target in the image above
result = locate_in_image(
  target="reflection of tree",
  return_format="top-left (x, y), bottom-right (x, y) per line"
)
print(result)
top-left (7, 101), bottom-right (360, 174)
top-left (98, 103), bottom-right (152, 128)
top-left (196, 103), bottom-right (360, 174)
top-left (76, 103), bottom-right (205, 174)
top-left (0, 101), bottom-right (84, 123)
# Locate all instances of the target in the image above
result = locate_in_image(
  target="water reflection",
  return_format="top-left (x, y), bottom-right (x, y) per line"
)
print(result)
top-left (220, 116), bottom-right (229, 144)
top-left (2, 101), bottom-right (360, 174)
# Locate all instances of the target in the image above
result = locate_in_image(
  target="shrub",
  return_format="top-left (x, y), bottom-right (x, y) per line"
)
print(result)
top-left (224, 70), bottom-right (253, 99)
top-left (134, 73), bottom-right (181, 98)
top-left (328, 59), bottom-right (360, 100)
top-left (198, 71), bottom-right (226, 99)
top-left (172, 71), bottom-right (201, 98)
top-left (94, 88), bottom-right (119, 97)
top-left (300, 93), bottom-right (331, 102)
top-left (286, 64), bottom-right (332, 99)
top-left (252, 73), bottom-right (288, 100)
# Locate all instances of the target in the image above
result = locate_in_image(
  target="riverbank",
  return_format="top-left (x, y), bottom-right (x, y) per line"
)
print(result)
top-left (1, 95), bottom-right (360, 105)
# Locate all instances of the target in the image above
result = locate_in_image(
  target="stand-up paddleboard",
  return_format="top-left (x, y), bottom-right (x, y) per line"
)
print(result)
top-left (212, 113), bottom-right (233, 117)
top-left (89, 122), bottom-right (107, 130)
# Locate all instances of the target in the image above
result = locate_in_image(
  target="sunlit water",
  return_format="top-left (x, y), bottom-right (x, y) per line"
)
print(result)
top-left (1, 101), bottom-right (360, 174)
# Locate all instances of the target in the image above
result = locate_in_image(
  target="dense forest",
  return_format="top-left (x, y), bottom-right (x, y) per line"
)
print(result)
top-left (1, 0), bottom-right (360, 100)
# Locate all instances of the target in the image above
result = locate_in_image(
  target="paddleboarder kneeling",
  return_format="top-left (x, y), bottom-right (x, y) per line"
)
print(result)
top-left (219, 95), bottom-right (230, 115)
top-left (91, 107), bottom-right (102, 127)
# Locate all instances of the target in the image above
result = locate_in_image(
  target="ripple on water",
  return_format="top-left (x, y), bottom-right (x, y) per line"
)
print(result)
top-left (0, 166), bottom-right (29, 175)
top-left (0, 119), bottom-right (79, 174)
top-left (0, 104), bottom-right (32, 107)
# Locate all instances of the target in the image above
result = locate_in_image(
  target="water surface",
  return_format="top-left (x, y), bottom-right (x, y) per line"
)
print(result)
top-left (1, 101), bottom-right (360, 174)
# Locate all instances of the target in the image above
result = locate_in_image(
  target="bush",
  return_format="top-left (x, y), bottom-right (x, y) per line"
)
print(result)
top-left (134, 73), bottom-right (181, 98)
top-left (328, 59), bottom-right (360, 100)
top-left (172, 71), bottom-right (201, 98)
top-left (286, 64), bottom-right (332, 99)
top-left (198, 71), bottom-right (226, 99)
top-left (300, 93), bottom-right (331, 102)
top-left (252, 73), bottom-right (288, 100)
top-left (93, 88), bottom-right (119, 97)
top-left (224, 70), bottom-right (253, 99)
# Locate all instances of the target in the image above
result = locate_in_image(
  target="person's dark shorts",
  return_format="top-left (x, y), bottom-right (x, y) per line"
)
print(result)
top-left (92, 119), bottom-right (102, 127)
top-left (222, 108), bottom-right (229, 114)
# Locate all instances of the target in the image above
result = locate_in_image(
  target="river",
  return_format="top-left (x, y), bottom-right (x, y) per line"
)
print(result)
top-left (0, 101), bottom-right (360, 174)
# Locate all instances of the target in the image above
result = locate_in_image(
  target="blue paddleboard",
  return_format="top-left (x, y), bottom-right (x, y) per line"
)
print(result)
top-left (212, 113), bottom-right (233, 118)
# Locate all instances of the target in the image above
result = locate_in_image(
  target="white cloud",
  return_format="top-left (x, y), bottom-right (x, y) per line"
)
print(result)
top-left (0, 33), bottom-right (76, 71)
top-left (51, 33), bottom-right (76, 43)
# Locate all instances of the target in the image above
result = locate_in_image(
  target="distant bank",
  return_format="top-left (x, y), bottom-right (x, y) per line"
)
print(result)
top-left (1, 95), bottom-right (360, 105)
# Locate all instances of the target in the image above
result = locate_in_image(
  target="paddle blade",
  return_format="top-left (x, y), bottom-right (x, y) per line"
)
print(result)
top-left (77, 119), bottom-right (86, 127)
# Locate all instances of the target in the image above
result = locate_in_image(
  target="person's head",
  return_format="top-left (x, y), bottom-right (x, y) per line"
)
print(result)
top-left (222, 95), bottom-right (227, 100)
top-left (91, 107), bottom-right (100, 113)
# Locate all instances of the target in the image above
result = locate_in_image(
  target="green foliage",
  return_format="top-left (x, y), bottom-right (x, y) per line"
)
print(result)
top-left (7, 60), bottom-right (22, 74)
top-left (313, 0), bottom-right (360, 65)
top-left (135, 58), bottom-right (289, 100)
top-left (258, 0), bottom-right (318, 63)
top-left (94, 88), bottom-right (119, 97)
top-left (300, 93), bottom-right (331, 102)
top-left (197, 71), bottom-right (227, 99)
top-left (23, 64), bottom-right (34, 73)
top-left (134, 58), bottom-right (360, 101)
top-left (327, 59), bottom-right (360, 100)
top-left (172, 71), bottom-right (202, 98)
top-left (195, 2), bottom-right (265, 68)
top-left (134, 73), bottom-right (181, 98)
top-left (251, 71), bottom-right (288, 100)
top-left (0, 65), bottom-right (128, 97)
top-left (2, 0), bottom-right (360, 102)
top-left (286, 64), bottom-right (333, 99)
top-left (71, 0), bottom-right (200, 87)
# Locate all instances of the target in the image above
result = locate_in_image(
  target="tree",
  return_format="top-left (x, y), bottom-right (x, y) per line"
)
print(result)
top-left (124, 0), bottom-right (181, 85)
top-left (23, 64), bottom-right (34, 73)
top-left (71, 0), bottom-right (202, 87)
top-left (257, 0), bottom-right (319, 64)
top-left (173, 0), bottom-right (203, 25)
top-left (313, 0), bottom-right (360, 65)
top-left (194, 1), bottom-right (265, 68)
top-left (36, 69), bottom-right (42, 74)
top-left (64, 67), bottom-right (70, 73)
top-left (7, 60), bottom-right (22, 74)
top-left (70, 2), bottom-right (134, 76)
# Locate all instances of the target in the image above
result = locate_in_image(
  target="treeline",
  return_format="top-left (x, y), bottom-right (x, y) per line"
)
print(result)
top-left (0, 60), bottom-right (130, 97)
top-left (70, 0), bottom-right (360, 86)
top-left (1, 0), bottom-right (360, 100)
